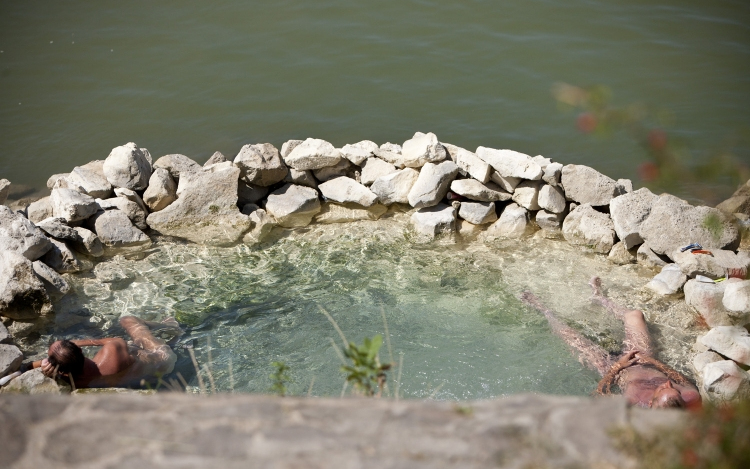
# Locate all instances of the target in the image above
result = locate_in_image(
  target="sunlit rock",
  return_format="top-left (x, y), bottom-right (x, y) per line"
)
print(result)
top-left (512, 180), bottom-right (543, 211)
top-left (672, 248), bottom-right (749, 280)
top-left (538, 184), bottom-right (566, 214)
top-left (476, 147), bottom-right (543, 181)
top-left (489, 172), bottom-right (522, 193)
top-left (486, 203), bottom-right (534, 238)
top-left (561, 164), bottom-right (622, 207)
top-left (608, 241), bottom-right (636, 265)
top-left (442, 143), bottom-right (491, 184)
top-left (153, 153), bottom-right (200, 183)
top-left (458, 201), bottom-right (497, 225)
top-left (646, 264), bottom-right (687, 295)
top-left (401, 132), bottom-right (447, 168)
top-left (370, 168), bottom-right (419, 206)
top-left (410, 204), bottom-right (456, 239)
top-left (0, 205), bottom-right (52, 260)
top-left (636, 243), bottom-right (669, 269)
top-left (313, 159), bottom-right (355, 182)
top-left (341, 140), bottom-right (379, 166)
top-left (203, 151), bottom-right (227, 167)
top-left (0, 250), bottom-right (51, 320)
top-left (283, 138), bottom-right (342, 170)
top-left (319, 177), bottom-right (378, 207)
top-left (360, 158), bottom-right (397, 186)
top-left (98, 197), bottom-right (148, 230)
top-left (234, 143), bottom-right (288, 187)
top-left (283, 168), bottom-right (317, 189)
top-left (50, 188), bottom-right (99, 224)
top-left (701, 360), bottom-right (750, 403)
top-left (542, 162), bottom-right (563, 187)
top-left (55, 160), bottom-right (112, 199)
top-left (408, 161), bottom-right (459, 208)
top-left (35, 217), bottom-right (80, 242)
top-left (562, 204), bottom-right (616, 254)
top-left (723, 279), bottom-right (750, 315)
top-left (103, 142), bottom-right (152, 190)
top-left (314, 202), bottom-right (387, 224)
top-left (700, 326), bottom-right (750, 366)
top-left (143, 168), bottom-right (177, 212)
top-left (26, 197), bottom-right (53, 224)
top-left (450, 179), bottom-right (510, 202)
top-left (0, 368), bottom-right (64, 395)
top-left (0, 179), bottom-right (10, 206)
top-left (265, 184), bottom-right (321, 228)
top-left (0, 344), bottom-right (23, 377)
top-left (31, 260), bottom-right (69, 296)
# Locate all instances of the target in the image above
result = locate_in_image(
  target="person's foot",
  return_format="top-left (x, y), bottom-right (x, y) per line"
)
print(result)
top-left (589, 276), bottom-right (603, 297)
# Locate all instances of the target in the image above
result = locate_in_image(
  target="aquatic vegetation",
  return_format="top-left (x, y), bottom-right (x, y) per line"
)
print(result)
top-left (269, 361), bottom-right (291, 397)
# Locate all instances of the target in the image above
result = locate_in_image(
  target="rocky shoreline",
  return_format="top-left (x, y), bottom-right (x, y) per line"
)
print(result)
top-left (1, 132), bottom-right (749, 402)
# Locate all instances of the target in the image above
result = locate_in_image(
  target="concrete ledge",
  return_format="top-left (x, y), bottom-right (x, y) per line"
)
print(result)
top-left (0, 393), bottom-right (684, 469)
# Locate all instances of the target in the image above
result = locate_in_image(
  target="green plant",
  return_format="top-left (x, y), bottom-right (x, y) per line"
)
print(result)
top-left (702, 213), bottom-right (724, 242)
top-left (269, 361), bottom-right (291, 397)
top-left (209, 205), bottom-right (220, 214)
top-left (341, 334), bottom-right (391, 397)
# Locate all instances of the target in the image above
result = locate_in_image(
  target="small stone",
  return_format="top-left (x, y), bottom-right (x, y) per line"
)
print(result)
top-left (35, 217), bottom-right (80, 242)
top-left (410, 204), bottom-right (456, 239)
top-left (370, 168), bottom-right (419, 206)
top-left (442, 143), bottom-right (491, 183)
top-left (71, 227), bottom-right (104, 258)
top-left (512, 181), bottom-right (543, 211)
top-left (264, 184), bottom-right (321, 228)
top-left (450, 179), bottom-right (510, 202)
top-left (98, 197), bottom-right (148, 230)
top-left (379, 142), bottom-right (402, 154)
top-left (538, 184), bottom-right (566, 214)
top-left (0, 344), bottom-right (23, 377)
top-left (646, 264), bottom-right (687, 295)
top-left (0, 322), bottom-right (10, 344)
top-left (62, 160), bottom-right (113, 198)
top-left (408, 161), bottom-right (459, 208)
top-left (280, 140), bottom-right (304, 159)
top-left (32, 260), bottom-right (70, 296)
top-left (46, 173), bottom-right (69, 190)
top-left (283, 138), bottom-right (342, 170)
top-left (319, 177), bottom-right (378, 207)
top-left (616, 179), bottom-right (633, 194)
top-left (458, 202), bottom-right (497, 225)
top-left (0, 205), bottom-right (52, 261)
top-left (476, 147), bottom-right (543, 180)
top-left (203, 151), bottom-right (227, 167)
top-left (561, 164), bottom-right (622, 206)
top-left (401, 132), bottom-right (447, 168)
top-left (562, 204), bottom-right (616, 254)
top-left (701, 360), bottom-right (750, 403)
top-left (0, 368), bottom-right (62, 394)
top-left (243, 208), bottom-right (277, 243)
top-left (152, 154), bottom-right (201, 182)
top-left (50, 188), bottom-right (99, 223)
top-left (542, 163), bottom-right (563, 187)
top-left (283, 168), bottom-right (317, 189)
top-left (608, 241), bottom-right (637, 265)
top-left (485, 203), bottom-right (534, 238)
top-left (456, 219), bottom-right (484, 241)
top-left (360, 158), bottom-right (397, 186)
top-left (0, 250), bottom-right (51, 320)
top-left (143, 168), bottom-right (178, 212)
top-left (103, 142), bottom-right (152, 190)
top-left (700, 326), bottom-right (750, 366)
top-left (723, 280), bottom-right (750, 314)
top-left (91, 210), bottom-right (151, 254)
top-left (234, 143), bottom-right (288, 187)
top-left (26, 197), bottom-right (53, 224)
top-left (313, 159), bottom-right (355, 182)
top-left (0, 179), bottom-right (10, 206)
top-left (314, 202), bottom-right (387, 224)
top-left (489, 173), bottom-right (522, 193)
top-left (340, 140), bottom-right (379, 166)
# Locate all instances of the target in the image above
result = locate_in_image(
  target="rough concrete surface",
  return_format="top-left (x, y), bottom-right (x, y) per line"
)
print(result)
top-left (0, 393), bottom-right (684, 469)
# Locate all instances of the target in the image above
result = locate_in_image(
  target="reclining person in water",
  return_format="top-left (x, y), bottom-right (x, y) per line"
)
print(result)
top-left (521, 277), bottom-right (701, 410)
top-left (30, 316), bottom-right (179, 389)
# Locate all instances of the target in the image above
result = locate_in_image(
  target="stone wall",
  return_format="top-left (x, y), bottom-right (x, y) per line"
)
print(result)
top-left (1, 133), bottom-right (750, 402)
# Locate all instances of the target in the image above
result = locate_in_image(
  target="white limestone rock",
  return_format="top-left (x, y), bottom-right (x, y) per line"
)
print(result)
top-left (485, 203), bottom-right (534, 238)
top-left (609, 188), bottom-right (658, 249)
top-left (723, 280), bottom-right (750, 315)
top-left (152, 154), bottom-right (201, 182)
top-left (410, 204), bottom-right (456, 239)
top-left (242, 208), bottom-right (277, 244)
top-left (0, 250), bottom-right (51, 320)
top-left (407, 161), bottom-right (459, 209)
top-left (280, 140), bottom-right (304, 159)
top-left (203, 151), bottom-right (227, 167)
top-left (562, 204), bottom-right (616, 254)
top-left (146, 165), bottom-right (251, 245)
top-left (450, 179), bottom-right (510, 203)
top-left (234, 143), bottom-right (288, 187)
top-left (32, 260), bottom-right (70, 296)
top-left (71, 226), bottom-right (104, 258)
top-left (476, 147), bottom-right (543, 180)
top-left (35, 217), bottom-right (80, 242)
top-left (608, 241), bottom-right (637, 265)
top-left (370, 168), bottom-right (419, 206)
top-left (672, 249), bottom-right (749, 280)
top-left (0, 322), bottom-right (10, 344)
top-left (98, 197), bottom-right (148, 230)
top-left (700, 326), bottom-right (750, 366)
top-left (39, 238), bottom-right (85, 273)
top-left (314, 202), bottom-right (387, 224)
top-left (693, 350), bottom-right (723, 374)
top-left (264, 184), bottom-right (321, 228)
top-left (458, 202), bottom-right (497, 225)
top-left (512, 181), bottom-right (543, 211)
top-left (535, 210), bottom-right (564, 234)
top-left (701, 360), bottom-right (750, 403)
top-left (60, 160), bottom-right (113, 199)
top-left (561, 164), bottom-right (622, 206)
top-left (0, 205), bottom-right (52, 261)
top-left (361, 158), bottom-right (397, 186)
top-left (379, 142), bottom-right (402, 154)
top-left (90, 210), bottom-right (151, 254)
top-left (639, 194), bottom-right (740, 255)
top-left (401, 132), bottom-right (447, 168)
top-left (646, 264), bottom-right (687, 295)
top-left (0, 344), bottom-right (23, 377)
top-left (340, 140), bottom-right (379, 166)
top-left (103, 142), bottom-right (152, 190)
top-left (26, 197), bottom-right (53, 224)
top-left (115, 187), bottom-right (148, 213)
top-left (313, 159), bottom-right (355, 182)
top-left (319, 177), bottom-right (378, 207)
top-left (47, 174), bottom-right (68, 190)
top-left (616, 179), bottom-right (633, 194)
top-left (283, 168), bottom-right (318, 189)
top-left (542, 162), bottom-right (563, 187)
top-left (50, 188), bottom-right (99, 224)
top-left (143, 168), bottom-right (178, 212)
top-left (538, 184), bottom-right (566, 214)
top-left (489, 173), bottom-right (522, 193)
top-left (637, 243), bottom-right (669, 269)
top-left (373, 148), bottom-right (405, 169)
top-left (0, 368), bottom-right (63, 395)
top-left (283, 138), bottom-right (342, 170)
top-left (442, 143), bottom-right (491, 183)
top-left (684, 279), bottom-right (743, 328)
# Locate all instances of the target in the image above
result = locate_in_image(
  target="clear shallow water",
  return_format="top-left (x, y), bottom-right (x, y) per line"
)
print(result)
top-left (44, 218), bottom-right (699, 399)
top-left (1, 1), bottom-right (748, 203)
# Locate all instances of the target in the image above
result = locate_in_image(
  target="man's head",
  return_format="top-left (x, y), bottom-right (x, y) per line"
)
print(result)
top-left (650, 380), bottom-right (685, 409)
top-left (48, 340), bottom-right (85, 377)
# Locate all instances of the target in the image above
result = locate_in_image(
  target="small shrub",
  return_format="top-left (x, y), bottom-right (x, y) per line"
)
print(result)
top-left (341, 334), bottom-right (391, 397)
top-left (269, 361), bottom-right (291, 397)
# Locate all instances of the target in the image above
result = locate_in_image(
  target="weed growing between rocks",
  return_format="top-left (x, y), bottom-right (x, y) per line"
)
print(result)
top-left (269, 361), bottom-right (291, 397)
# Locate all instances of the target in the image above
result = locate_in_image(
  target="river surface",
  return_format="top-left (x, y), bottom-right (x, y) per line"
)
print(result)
top-left (1, 1), bottom-right (749, 203)
top-left (39, 217), bottom-right (698, 399)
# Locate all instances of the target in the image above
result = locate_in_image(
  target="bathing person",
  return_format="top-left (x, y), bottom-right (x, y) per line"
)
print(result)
top-left (30, 316), bottom-right (179, 389)
top-left (521, 277), bottom-right (701, 409)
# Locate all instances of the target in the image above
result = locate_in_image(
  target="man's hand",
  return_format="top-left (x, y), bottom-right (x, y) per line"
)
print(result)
top-left (616, 350), bottom-right (639, 369)
top-left (39, 358), bottom-right (59, 379)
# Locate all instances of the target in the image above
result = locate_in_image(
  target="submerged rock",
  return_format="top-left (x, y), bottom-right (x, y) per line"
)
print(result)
top-left (411, 204), bottom-right (456, 239)
top-left (147, 165), bottom-right (251, 245)
top-left (486, 203), bottom-right (534, 238)
top-left (535, 210), bottom-right (564, 235)
top-left (103, 142), bottom-right (152, 190)
top-left (243, 208), bottom-right (277, 243)
top-left (264, 184), bottom-right (321, 228)
top-left (314, 202), bottom-right (387, 224)
top-left (636, 243), bottom-right (669, 269)
top-left (608, 241), bottom-right (636, 265)
top-left (562, 204), bottom-right (616, 254)
top-left (0, 205), bottom-right (52, 260)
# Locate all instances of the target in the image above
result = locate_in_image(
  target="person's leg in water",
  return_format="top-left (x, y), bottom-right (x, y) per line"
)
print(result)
top-left (520, 291), bottom-right (613, 376)
top-left (120, 316), bottom-right (177, 375)
top-left (588, 277), bottom-right (654, 357)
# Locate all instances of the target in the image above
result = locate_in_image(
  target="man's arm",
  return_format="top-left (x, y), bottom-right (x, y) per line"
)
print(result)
top-left (71, 338), bottom-right (121, 347)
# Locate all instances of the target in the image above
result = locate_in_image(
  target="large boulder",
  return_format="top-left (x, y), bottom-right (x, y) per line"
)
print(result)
top-left (340, 140), bottom-right (379, 166)
top-left (147, 165), bottom-right (251, 245)
top-left (609, 188), bottom-right (658, 249)
top-left (645, 264), bottom-right (687, 296)
top-left (639, 194), bottom-right (741, 255)
top-left (0, 206), bottom-right (52, 260)
top-left (700, 326), bottom-right (750, 366)
top-left (410, 204), bottom-right (456, 239)
top-left (476, 147), bottom-right (543, 180)
top-left (458, 202), bottom-right (497, 225)
top-left (373, 147), bottom-right (406, 168)
top-left (401, 132), bottom-right (447, 168)
top-left (90, 210), bottom-right (151, 254)
top-left (39, 238), bottom-right (85, 273)
top-left (282, 138), bottom-right (342, 170)
top-left (98, 197), bottom-right (148, 230)
top-left (701, 360), bottom-right (750, 403)
top-left (370, 168), bottom-right (419, 206)
top-left (264, 184), bottom-right (321, 228)
top-left (561, 164), bottom-right (622, 206)
top-left (538, 184), bottom-right (566, 214)
top-left (35, 217), bottom-right (80, 242)
top-left (0, 343), bottom-right (23, 377)
top-left (143, 168), bottom-right (177, 212)
top-left (152, 154), bottom-right (201, 182)
top-left (234, 143), bottom-right (288, 187)
top-left (26, 197), bottom-right (53, 224)
top-left (442, 143), bottom-right (491, 183)
top-left (31, 260), bottom-right (70, 296)
top-left (319, 177), bottom-right (378, 207)
top-left (562, 204), bottom-right (616, 254)
top-left (314, 202), bottom-right (387, 224)
top-left (0, 179), bottom-right (10, 205)
top-left (723, 280), bottom-right (750, 315)
top-left (542, 162), bottom-right (563, 187)
top-left (512, 181), bottom-right (543, 211)
top-left (684, 279), bottom-right (746, 327)
top-left (450, 179), bottom-right (511, 203)
top-left (58, 160), bottom-right (113, 199)
top-left (360, 158), bottom-right (397, 186)
top-left (485, 203), bottom-right (534, 238)
top-left (407, 161), bottom-right (459, 208)
top-left (50, 188), bottom-right (99, 223)
top-left (103, 142), bottom-right (152, 190)
top-left (0, 250), bottom-right (51, 320)
top-left (672, 249), bottom-right (750, 280)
